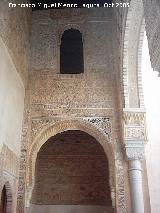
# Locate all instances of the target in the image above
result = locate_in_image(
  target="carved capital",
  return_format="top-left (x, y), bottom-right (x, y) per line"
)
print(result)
top-left (123, 109), bottom-right (146, 126)
top-left (123, 109), bottom-right (147, 142)
top-left (123, 109), bottom-right (147, 161)
top-left (125, 141), bottom-right (145, 161)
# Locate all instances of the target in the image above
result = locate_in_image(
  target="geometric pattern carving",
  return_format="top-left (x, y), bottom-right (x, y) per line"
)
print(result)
top-left (115, 147), bottom-right (127, 213)
top-left (1, 144), bottom-right (19, 178)
top-left (124, 126), bottom-right (145, 140)
top-left (25, 117), bottom-right (116, 212)
top-left (123, 109), bottom-right (146, 161)
top-left (31, 118), bottom-right (59, 138)
top-left (123, 110), bottom-right (146, 126)
top-left (116, 160), bottom-right (127, 213)
top-left (123, 109), bottom-right (147, 142)
top-left (125, 141), bottom-right (145, 161)
top-left (31, 117), bottom-right (112, 144)
top-left (83, 117), bottom-right (112, 143)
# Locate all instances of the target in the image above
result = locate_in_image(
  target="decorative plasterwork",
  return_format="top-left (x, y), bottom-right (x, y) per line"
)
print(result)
top-left (30, 117), bottom-right (112, 144)
top-left (124, 126), bottom-right (145, 141)
top-left (83, 117), bottom-right (112, 143)
top-left (115, 148), bottom-right (127, 213)
top-left (25, 118), bottom-right (116, 210)
top-left (125, 141), bottom-right (145, 160)
top-left (123, 109), bottom-right (147, 141)
top-left (28, 117), bottom-right (115, 187)
top-left (123, 109), bottom-right (145, 126)
top-left (123, 109), bottom-right (147, 161)
top-left (17, 114), bottom-right (128, 213)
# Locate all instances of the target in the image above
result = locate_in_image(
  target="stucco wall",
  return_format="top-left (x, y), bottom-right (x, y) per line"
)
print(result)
top-left (21, 7), bottom-right (129, 213)
top-left (29, 8), bottom-right (118, 116)
top-left (28, 205), bottom-right (114, 213)
top-left (0, 0), bottom-right (31, 86)
top-left (0, 38), bottom-right (25, 157)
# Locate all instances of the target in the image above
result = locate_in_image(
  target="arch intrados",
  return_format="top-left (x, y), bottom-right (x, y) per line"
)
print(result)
top-left (28, 119), bottom-right (115, 188)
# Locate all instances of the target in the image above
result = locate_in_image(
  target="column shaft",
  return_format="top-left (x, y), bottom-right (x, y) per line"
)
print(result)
top-left (128, 160), bottom-right (144, 213)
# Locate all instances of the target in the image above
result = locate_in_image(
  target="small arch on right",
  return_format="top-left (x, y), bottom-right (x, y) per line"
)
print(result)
top-left (60, 28), bottom-right (84, 74)
top-left (0, 182), bottom-right (12, 213)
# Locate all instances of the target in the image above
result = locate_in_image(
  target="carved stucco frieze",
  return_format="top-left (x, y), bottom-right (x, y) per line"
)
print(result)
top-left (25, 117), bottom-right (116, 211)
top-left (123, 110), bottom-right (146, 126)
top-left (124, 126), bottom-right (145, 140)
top-left (31, 118), bottom-right (59, 139)
top-left (115, 143), bottom-right (127, 213)
top-left (31, 117), bottom-right (112, 143)
top-left (123, 109), bottom-right (147, 142)
top-left (83, 117), bottom-right (112, 143)
top-left (17, 105), bottom-right (31, 213)
top-left (116, 159), bottom-right (127, 213)
top-left (123, 109), bottom-right (146, 161)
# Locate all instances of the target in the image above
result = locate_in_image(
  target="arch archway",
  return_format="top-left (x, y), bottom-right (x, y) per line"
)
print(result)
top-left (30, 130), bottom-right (114, 213)
top-left (0, 182), bottom-right (12, 213)
top-left (26, 119), bottom-right (115, 209)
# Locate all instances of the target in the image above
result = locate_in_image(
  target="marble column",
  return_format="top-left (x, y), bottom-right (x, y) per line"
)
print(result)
top-left (125, 141), bottom-right (145, 213)
top-left (123, 109), bottom-right (147, 213)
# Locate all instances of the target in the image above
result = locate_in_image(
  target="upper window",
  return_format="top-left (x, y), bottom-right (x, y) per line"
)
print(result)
top-left (60, 29), bottom-right (84, 74)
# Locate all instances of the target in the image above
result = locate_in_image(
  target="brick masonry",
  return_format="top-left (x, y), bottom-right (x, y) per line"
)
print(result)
top-left (32, 131), bottom-right (112, 206)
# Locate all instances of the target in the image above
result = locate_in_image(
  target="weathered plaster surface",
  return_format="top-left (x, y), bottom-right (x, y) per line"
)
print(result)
top-left (0, 0), bottom-right (31, 86)
top-left (0, 38), bottom-right (25, 156)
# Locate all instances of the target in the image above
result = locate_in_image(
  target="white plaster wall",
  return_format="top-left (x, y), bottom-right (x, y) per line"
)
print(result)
top-left (28, 205), bottom-right (114, 213)
top-left (0, 37), bottom-right (25, 156)
top-left (142, 33), bottom-right (160, 212)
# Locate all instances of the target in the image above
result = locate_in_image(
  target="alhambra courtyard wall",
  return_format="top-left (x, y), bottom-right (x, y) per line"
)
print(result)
top-left (0, 1), bottom-right (158, 212)
top-left (15, 8), bottom-right (131, 213)
top-left (0, 1), bottom-right (31, 212)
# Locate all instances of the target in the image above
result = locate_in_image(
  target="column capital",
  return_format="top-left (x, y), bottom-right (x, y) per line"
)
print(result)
top-left (125, 141), bottom-right (145, 161)
top-left (123, 108), bottom-right (147, 161)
